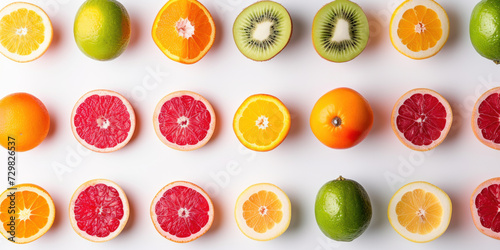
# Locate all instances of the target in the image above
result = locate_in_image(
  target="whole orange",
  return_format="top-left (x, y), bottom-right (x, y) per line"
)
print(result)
top-left (310, 88), bottom-right (373, 149)
top-left (0, 93), bottom-right (50, 152)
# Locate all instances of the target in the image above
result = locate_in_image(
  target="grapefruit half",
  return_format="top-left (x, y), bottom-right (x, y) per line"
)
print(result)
top-left (71, 89), bottom-right (135, 153)
top-left (69, 179), bottom-right (129, 242)
top-left (150, 181), bottom-right (214, 243)
top-left (391, 88), bottom-right (452, 151)
top-left (153, 91), bottom-right (216, 151)
top-left (472, 87), bottom-right (500, 150)
top-left (471, 177), bottom-right (500, 240)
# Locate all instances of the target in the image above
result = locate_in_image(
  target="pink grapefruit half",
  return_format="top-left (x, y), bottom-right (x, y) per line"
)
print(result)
top-left (471, 177), bottom-right (500, 240)
top-left (69, 179), bottom-right (129, 242)
top-left (391, 88), bottom-right (453, 151)
top-left (153, 91), bottom-right (216, 151)
top-left (71, 89), bottom-right (135, 153)
top-left (150, 181), bottom-right (214, 243)
top-left (472, 87), bottom-right (500, 150)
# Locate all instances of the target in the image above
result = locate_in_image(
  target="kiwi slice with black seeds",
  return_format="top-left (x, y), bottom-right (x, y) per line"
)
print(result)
top-left (312, 0), bottom-right (369, 62)
top-left (233, 1), bottom-right (292, 61)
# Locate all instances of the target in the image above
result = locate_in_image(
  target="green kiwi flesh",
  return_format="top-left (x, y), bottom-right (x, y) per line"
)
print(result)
top-left (233, 1), bottom-right (292, 61)
top-left (312, 0), bottom-right (369, 62)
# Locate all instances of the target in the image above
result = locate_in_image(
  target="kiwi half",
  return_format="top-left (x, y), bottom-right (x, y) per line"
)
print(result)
top-left (233, 1), bottom-right (292, 61)
top-left (312, 0), bottom-right (369, 62)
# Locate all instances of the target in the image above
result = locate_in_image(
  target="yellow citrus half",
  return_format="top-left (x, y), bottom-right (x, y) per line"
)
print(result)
top-left (388, 181), bottom-right (452, 243)
top-left (0, 2), bottom-right (53, 62)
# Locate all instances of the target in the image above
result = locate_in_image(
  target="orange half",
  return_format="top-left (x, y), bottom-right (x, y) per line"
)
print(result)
top-left (233, 94), bottom-right (291, 152)
top-left (389, 0), bottom-right (449, 59)
top-left (0, 184), bottom-right (55, 244)
top-left (152, 0), bottom-right (216, 64)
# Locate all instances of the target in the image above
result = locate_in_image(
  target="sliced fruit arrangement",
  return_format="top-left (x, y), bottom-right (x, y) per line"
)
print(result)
top-left (312, 0), bottom-right (369, 62)
top-left (153, 91), bottom-right (216, 151)
top-left (233, 1), bottom-right (292, 61)
top-left (151, 181), bottom-right (214, 243)
top-left (470, 177), bottom-right (500, 240)
top-left (388, 181), bottom-right (452, 243)
top-left (0, 2), bottom-right (53, 63)
top-left (233, 94), bottom-right (290, 152)
top-left (472, 87), bottom-right (500, 150)
top-left (69, 179), bottom-right (129, 242)
top-left (0, 92), bottom-right (50, 152)
top-left (470, 0), bottom-right (500, 64)
top-left (74, 0), bottom-right (131, 61)
top-left (315, 176), bottom-right (372, 241)
top-left (0, 184), bottom-right (55, 244)
top-left (391, 88), bottom-right (452, 151)
top-left (71, 89), bottom-right (136, 153)
top-left (390, 0), bottom-right (449, 59)
top-left (235, 183), bottom-right (291, 241)
top-left (310, 88), bottom-right (373, 149)
top-left (152, 0), bottom-right (216, 64)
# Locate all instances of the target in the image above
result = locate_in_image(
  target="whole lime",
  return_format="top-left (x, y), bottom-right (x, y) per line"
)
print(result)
top-left (74, 0), bottom-right (131, 61)
top-left (314, 176), bottom-right (372, 242)
top-left (470, 0), bottom-right (500, 64)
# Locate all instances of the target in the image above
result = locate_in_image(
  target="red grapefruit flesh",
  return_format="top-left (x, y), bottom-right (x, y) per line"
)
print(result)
top-left (151, 181), bottom-right (214, 243)
top-left (71, 89), bottom-right (135, 153)
top-left (153, 91), bottom-right (216, 151)
top-left (391, 88), bottom-right (453, 151)
top-left (471, 177), bottom-right (500, 240)
top-left (472, 87), bottom-right (500, 150)
top-left (69, 179), bottom-right (129, 242)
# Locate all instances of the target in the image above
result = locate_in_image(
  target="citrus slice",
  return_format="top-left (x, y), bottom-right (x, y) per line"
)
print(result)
top-left (69, 179), bottom-right (129, 242)
top-left (153, 91), bottom-right (216, 151)
top-left (388, 181), bottom-right (452, 243)
top-left (233, 94), bottom-right (291, 152)
top-left (471, 177), bottom-right (500, 240)
top-left (0, 184), bottom-right (55, 244)
top-left (0, 2), bottom-right (53, 62)
top-left (235, 183), bottom-right (291, 241)
top-left (389, 0), bottom-right (449, 59)
top-left (391, 88), bottom-right (452, 151)
top-left (71, 89), bottom-right (136, 153)
top-left (472, 87), bottom-right (500, 150)
top-left (152, 0), bottom-right (216, 64)
top-left (151, 181), bottom-right (214, 243)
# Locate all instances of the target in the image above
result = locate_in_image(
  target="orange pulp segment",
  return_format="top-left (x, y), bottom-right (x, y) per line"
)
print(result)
top-left (395, 189), bottom-right (443, 234)
top-left (243, 190), bottom-right (283, 233)
top-left (397, 5), bottom-right (442, 52)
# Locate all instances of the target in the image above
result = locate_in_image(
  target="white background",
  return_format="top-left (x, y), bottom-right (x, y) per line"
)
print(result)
top-left (0, 0), bottom-right (499, 249)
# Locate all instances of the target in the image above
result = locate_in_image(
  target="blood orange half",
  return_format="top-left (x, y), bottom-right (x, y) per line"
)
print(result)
top-left (153, 91), bottom-right (216, 151)
top-left (150, 181), bottom-right (214, 243)
top-left (472, 87), bottom-right (500, 150)
top-left (71, 89), bottom-right (135, 153)
top-left (391, 88), bottom-right (453, 151)
top-left (69, 179), bottom-right (129, 242)
top-left (471, 177), bottom-right (500, 240)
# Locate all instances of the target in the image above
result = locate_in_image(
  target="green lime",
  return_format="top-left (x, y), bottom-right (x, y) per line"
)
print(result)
top-left (314, 176), bottom-right (372, 242)
top-left (74, 0), bottom-right (131, 61)
top-left (470, 0), bottom-right (500, 64)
